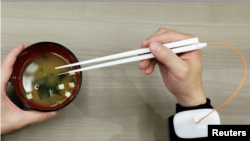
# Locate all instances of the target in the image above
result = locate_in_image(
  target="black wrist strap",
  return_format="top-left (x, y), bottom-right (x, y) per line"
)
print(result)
top-left (176, 98), bottom-right (213, 113)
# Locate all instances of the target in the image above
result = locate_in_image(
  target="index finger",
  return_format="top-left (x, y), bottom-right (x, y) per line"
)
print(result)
top-left (141, 30), bottom-right (193, 48)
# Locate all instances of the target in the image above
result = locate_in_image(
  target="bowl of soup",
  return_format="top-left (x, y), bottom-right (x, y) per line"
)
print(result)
top-left (11, 42), bottom-right (82, 112)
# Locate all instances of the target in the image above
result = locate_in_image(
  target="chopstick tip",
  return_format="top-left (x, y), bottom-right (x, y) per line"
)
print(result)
top-left (58, 72), bottom-right (69, 75)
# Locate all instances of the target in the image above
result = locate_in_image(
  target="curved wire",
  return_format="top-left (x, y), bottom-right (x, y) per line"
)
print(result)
top-left (195, 43), bottom-right (247, 124)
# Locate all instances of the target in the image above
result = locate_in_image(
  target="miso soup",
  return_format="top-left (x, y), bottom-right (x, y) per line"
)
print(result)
top-left (21, 53), bottom-right (76, 107)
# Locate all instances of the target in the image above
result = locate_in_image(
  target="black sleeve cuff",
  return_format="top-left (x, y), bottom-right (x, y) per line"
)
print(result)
top-left (168, 98), bottom-right (213, 141)
top-left (176, 98), bottom-right (213, 113)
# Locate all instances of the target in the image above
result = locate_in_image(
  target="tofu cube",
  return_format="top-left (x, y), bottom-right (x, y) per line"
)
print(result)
top-left (58, 84), bottom-right (64, 89)
top-left (69, 72), bottom-right (75, 76)
top-left (68, 82), bottom-right (75, 88)
top-left (65, 91), bottom-right (71, 97)
top-left (26, 92), bottom-right (33, 100)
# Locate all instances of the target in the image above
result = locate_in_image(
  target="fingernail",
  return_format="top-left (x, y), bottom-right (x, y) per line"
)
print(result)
top-left (48, 112), bottom-right (57, 118)
top-left (150, 42), bottom-right (162, 54)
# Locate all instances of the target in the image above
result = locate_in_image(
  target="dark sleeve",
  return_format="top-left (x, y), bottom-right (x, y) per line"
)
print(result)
top-left (168, 98), bottom-right (213, 141)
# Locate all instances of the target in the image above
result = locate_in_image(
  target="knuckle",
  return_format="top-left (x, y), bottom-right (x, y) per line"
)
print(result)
top-left (184, 33), bottom-right (202, 42)
top-left (186, 33), bottom-right (195, 37)
top-left (158, 27), bottom-right (168, 32)
top-left (149, 29), bottom-right (173, 42)
top-left (188, 34), bottom-right (202, 43)
top-left (165, 30), bottom-right (173, 35)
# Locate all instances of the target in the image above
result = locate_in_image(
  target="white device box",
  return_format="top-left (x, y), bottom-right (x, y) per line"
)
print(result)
top-left (173, 109), bottom-right (220, 139)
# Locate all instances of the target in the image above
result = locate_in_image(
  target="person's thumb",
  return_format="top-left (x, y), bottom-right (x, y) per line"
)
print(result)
top-left (21, 111), bottom-right (57, 126)
top-left (149, 41), bottom-right (186, 74)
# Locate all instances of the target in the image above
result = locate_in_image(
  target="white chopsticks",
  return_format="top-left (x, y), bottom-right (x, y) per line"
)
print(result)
top-left (56, 37), bottom-right (207, 75)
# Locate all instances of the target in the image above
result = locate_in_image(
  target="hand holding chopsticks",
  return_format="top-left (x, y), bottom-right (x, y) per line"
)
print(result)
top-left (56, 37), bottom-right (207, 75)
